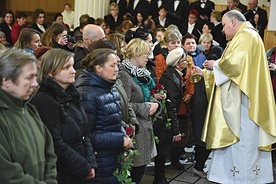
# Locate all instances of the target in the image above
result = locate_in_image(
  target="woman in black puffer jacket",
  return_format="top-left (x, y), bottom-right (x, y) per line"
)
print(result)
top-left (74, 48), bottom-right (133, 184)
top-left (31, 49), bottom-right (97, 184)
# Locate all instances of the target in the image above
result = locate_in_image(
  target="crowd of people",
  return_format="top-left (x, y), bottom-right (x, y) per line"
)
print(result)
top-left (0, 0), bottom-right (276, 184)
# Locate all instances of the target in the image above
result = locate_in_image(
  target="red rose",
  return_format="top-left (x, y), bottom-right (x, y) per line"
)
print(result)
top-left (156, 83), bottom-right (163, 90)
top-left (150, 89), bottom-right (156, 96)
top-left (126, 126), bottom-right (133, 136)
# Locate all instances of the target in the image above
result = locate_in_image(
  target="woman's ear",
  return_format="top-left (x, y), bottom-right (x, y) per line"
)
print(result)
top-left (95, 65), bottom-right (103, 76)
top-left (133, 52), bottom-right (139, 58)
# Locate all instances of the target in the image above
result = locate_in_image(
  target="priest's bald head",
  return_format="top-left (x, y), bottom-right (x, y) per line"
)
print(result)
top-left (82, 24), bottom-right (106, 48)
top-left (222, 10), bottom-right (246, 41)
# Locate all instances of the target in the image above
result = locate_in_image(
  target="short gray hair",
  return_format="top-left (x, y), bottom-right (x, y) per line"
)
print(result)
top-left (0, 48), bottom-right (37, 86)
top-left (164, 29), bottom-right (182, 43)
top-left (224, 10), bottom-right (246, 22)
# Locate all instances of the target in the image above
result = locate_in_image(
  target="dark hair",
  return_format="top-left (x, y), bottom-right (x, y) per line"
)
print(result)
top-left (64, 3), bottom-right (72, 8)
top-left (133, 11), bottom-right (145, 25)
top-left (41, 22), bottom-right (67, 47)
top-left (15, 11), bottom-right (27, 19)
top-left (2, 10), bottom-right (15, 25)
top-left (87, 39), bottom-right (116, 52)
top-left (94, 18), bottom-right (105, 26)
top-left (123, 13), bottom-right (135, 22)
top-left (206, 45), bottom-right (224, 60)
top-left (79, 17), bottom-right (95, 29)
top-left (54, 13), bottom-right (63, 21)
top-left (79, 14), bottom-right (90, 25)
top-left (158, 5), bottom-right (168, 12)
top-left (81, 48), bottom-right (115, 72)
top-left (125, 27), bottom-right (149, 43)
top-left (204, 21), bottom-right (214, 31)
top-left (143, 18), bottom-right (155, 31)
top-left (32, 9), bottom-right (45, 24)
top-left (182, 33), bottom-right (197, 45)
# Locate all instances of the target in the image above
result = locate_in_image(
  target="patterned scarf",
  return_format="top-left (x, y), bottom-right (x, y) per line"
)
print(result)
top-left (122, 58), bottom-right (155, 102)
top-left (122, 58), bottom-right (151, 78)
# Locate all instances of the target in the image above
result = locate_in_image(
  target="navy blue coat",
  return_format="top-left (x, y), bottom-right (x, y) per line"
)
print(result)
top-left (75, 70), bottom-right (125, 184)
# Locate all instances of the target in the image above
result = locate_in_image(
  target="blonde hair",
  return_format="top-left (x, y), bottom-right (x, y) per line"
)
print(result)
top-left (211, 11), bottom-right (222, 22)
top-left (38, 48), bottom-right (74, 84)
top-left (125, 38), bottom-right (148, 59)
top-left (166, 24), bottom-right (179, 31)
top-left (109, 2), bottom-right (119, 12)
top-left (199, 33), bottom-right (213, 43)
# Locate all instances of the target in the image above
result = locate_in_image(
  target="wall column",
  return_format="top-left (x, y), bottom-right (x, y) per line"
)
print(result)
top-left (74, 0), bottom-right (109, 28)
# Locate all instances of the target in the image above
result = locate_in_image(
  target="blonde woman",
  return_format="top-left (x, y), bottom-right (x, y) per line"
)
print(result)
top-left (199, 33), bottom-right (213, 56)
top-left (119, 38), bottom-right (162, 184)
top-left (104, 3), bottom-right (124, 33)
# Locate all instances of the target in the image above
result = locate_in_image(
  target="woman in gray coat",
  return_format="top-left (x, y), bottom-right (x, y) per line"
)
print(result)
top-left (119, 38), bottom-right (162, 184)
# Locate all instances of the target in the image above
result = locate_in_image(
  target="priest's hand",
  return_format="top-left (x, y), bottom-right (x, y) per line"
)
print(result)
top-left (203, 60), bottom-right (215, 70)
top-left (191, 66), bottom-right (203, 76)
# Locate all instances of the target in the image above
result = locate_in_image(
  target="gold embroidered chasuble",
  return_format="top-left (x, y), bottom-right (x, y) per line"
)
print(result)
top-left (202, 22), bottom-right (276, 151)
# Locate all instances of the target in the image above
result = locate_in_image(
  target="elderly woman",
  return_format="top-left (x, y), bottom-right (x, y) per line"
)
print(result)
top-left (156, 48), bottom-right (188, 183)
top-left (31, 49), bottom-right (97, 184)
top-left (154, 28), bottom-right (182, 83)
top-left (119, 38), bottom-right (162, 184)
top-left (0, 48), bottom-right (57, 183)
top-left (75, 48), bottom-right (132, 184)
top-left (14, 28), bottom-right (42, 54)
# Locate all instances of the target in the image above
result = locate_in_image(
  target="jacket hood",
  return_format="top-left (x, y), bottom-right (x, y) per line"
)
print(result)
top-left (75, 69), bottom-right (115, 90)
